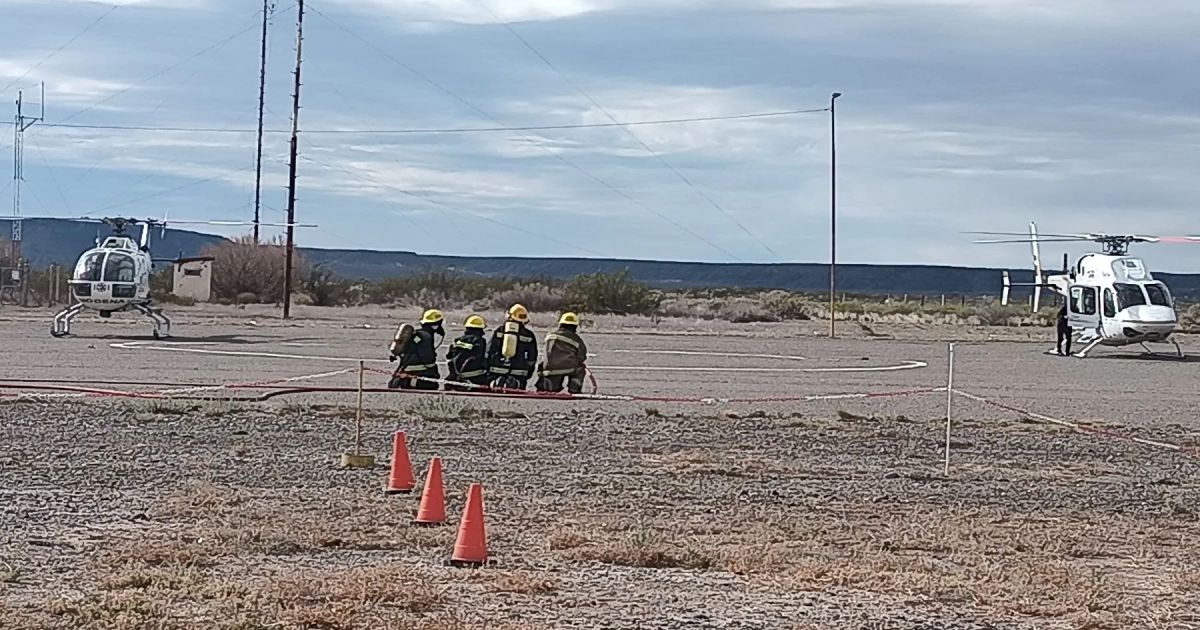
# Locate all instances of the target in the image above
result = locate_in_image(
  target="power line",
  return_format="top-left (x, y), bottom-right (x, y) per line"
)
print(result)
top-left (473, 0), bottom-right (784, 261)
top-left (305, 1), bottom-right (743, 261)
top-left (53, 8), bottom-right (270, 126)
top-left (27, 134), bottom-right (73, 214)
top-left (300, 153), bottom-right (605, 257)
top-left (89, 164), bottom-right (252, 214)
top-left (0, 4), bottom-right (121, 95)
top-left (0, 107), bottom-right (825, 135)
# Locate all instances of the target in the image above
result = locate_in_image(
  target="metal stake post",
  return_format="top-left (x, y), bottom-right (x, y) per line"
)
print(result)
top-left (356, 360), bottom-right (364, 455)
top-left (943, 343), bottom-right (955, 475)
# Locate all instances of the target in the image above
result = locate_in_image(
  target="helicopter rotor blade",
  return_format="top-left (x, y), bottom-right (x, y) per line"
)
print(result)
top-left (973, 237), bottom-right (1094, 244)
top-left (163, 220), bottom-right (318, 228)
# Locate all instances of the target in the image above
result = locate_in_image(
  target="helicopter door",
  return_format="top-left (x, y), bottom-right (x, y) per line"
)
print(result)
top-left (1100, 287), bottom-right (1123, 339)
top-left (1068, 285), bottom-right (1099, 331)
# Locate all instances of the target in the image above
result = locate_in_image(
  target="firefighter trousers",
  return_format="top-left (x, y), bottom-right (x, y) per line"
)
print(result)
top-left (389, 367), bottom-right (440, 390)
top-left (536, 368), bottom-right (586, 394)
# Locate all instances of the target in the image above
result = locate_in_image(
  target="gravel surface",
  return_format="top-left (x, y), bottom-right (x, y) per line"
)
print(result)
top-left (2, 305), bottom-right (1199, 629)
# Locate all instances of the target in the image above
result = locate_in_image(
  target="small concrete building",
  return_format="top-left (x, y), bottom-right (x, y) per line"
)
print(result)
top-left (172, 256), bottom-right (214, 302)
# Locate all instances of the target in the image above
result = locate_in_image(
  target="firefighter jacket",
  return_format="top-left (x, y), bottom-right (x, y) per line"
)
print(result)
top-left (487, 321), bottom-right (538, 378)
top-left (540, 326), bottom-right (587, 376)
top-left (398, 326), bottom-right (440, 375)
top-left (447, 331), bottom-right (488, 381)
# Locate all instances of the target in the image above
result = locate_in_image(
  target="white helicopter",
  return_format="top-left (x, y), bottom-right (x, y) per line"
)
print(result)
top-left (2, 215), bottom-right (314, 338)
top-left (972, 222), bottom-right (1199, 358)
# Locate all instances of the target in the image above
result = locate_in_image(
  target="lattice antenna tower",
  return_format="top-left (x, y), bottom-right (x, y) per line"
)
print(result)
top-left (11, 83), bottom-right (45, 263)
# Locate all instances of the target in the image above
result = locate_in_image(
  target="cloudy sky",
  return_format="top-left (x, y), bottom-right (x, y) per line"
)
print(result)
top-left (1, 0), bottom-right (1198, 270)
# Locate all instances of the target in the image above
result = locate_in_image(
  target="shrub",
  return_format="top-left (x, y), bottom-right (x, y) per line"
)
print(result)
top-left (488, 282), bottom-right (568, 312)
top-left (364, 269), bottom-right (528, 308)
top-left (563, 268), bottom-right (661, 315)
top-left (300, 263), bottom-right (353, 307)
top-left (760, 290), bottom-right (814, 321)
top-left (716, 300), bottom-right (778, 323)
top-left (975, 302), bottom-right (1021, 326)
top-left (201, 235), bottom-right (297, 304)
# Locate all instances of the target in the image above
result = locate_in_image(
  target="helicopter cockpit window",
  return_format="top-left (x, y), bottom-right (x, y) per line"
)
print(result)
top-left (103, 253), bottom-right (137, 283)
top-left (75, 252), bottom-right (105, 282)
top-left (1114, 283), bottom-right (1147, 310)
top-left (1103, 289), bottom-right (1117, 318)
top-left (1145, 282), bottom-right (1172, 307)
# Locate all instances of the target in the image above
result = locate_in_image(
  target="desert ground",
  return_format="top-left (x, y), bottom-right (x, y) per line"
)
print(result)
top-left (1, 304), bottom-right (1199, 629)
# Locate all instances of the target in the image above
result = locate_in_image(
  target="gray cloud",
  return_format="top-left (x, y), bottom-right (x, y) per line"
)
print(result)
top-left (1, 0), bottom-right (1197, 270)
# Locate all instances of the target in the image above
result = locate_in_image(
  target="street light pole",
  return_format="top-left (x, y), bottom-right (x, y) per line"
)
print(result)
top-left (829, 91), bottom-right (842, 338)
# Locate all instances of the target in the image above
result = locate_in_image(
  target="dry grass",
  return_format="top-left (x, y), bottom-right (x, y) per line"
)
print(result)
top-left (485, 572), bottom-right (558, 595)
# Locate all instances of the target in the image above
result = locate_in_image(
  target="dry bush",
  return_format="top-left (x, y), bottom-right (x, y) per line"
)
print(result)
top-left (488, 282), bottom-right (567, 312)
top-left (715, 299), bottom-right (779, 323)
top-left (202, 235), bottom-right (296, 304)
top-left (1181, 304), bottom-right (1200, 332)
top-left (975, 302), bottom-right (1022, 326)
top-left (655, 297), bottom-right (710, 320)
top-left (759, 290), bottom-right (815, 320)
top-left (563, 268), bottom-right (661, 315)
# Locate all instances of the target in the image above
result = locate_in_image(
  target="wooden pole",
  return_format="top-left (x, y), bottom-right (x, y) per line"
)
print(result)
top-left (281, 0), bottom-right (304, 319)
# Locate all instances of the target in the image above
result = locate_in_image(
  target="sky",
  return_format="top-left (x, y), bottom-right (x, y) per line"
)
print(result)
top-left (1, 0), bottom-right (1198, 271)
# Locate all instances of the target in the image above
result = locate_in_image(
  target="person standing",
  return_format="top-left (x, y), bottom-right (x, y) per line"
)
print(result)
top-left (1056, 304), bottom-right (1072, 356)
top-left (536, 312), bottom-right (589, 395)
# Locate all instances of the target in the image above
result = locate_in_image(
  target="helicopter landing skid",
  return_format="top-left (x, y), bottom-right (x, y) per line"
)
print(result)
top-left (1073, 337), bottom-right (1103, 358)
top-left (51, 303), bottom-right (85, 338)
top-left (132, 303), bottom-right (172, 339)
top-left (1139, 340), bottom-right (1184, 359)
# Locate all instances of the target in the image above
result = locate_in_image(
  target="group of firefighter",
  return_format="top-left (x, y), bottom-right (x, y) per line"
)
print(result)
top-left (386, 303), bottom-right (590, 395)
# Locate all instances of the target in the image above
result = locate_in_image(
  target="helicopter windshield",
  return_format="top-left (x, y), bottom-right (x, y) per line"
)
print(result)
top-left (75, 252), bottom-right (105, 282)
top-left (1145, 282), bottom-right (1172, 307)
top-left (103, 252), bottom-right (137, 283)
top-left (1114, 283), bottom-right (1147, 310)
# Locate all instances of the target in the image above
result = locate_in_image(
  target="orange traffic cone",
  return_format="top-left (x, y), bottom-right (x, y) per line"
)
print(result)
top-left (449, 483), bottom-right (488, 567)
top-left (412, 456), bottom-right (446, 526)
top-left (384, 431), bottom-right (414, 494)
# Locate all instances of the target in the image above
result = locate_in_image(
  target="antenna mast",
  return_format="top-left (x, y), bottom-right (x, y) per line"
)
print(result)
top-left (282, 0), bottom-right (304, 319)
top-left (253, 0), bottom-right (273, 244)
top-left (10, 83), bottom-right (44, 263)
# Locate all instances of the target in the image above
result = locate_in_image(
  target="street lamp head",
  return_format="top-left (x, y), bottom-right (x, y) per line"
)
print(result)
top-left (832, 92), bottom-right (842, 100)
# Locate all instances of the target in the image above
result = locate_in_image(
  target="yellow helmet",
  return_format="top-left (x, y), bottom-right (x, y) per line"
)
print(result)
top-left (420, 308), bottom-right (444, 325)
top-left (508, 303), bottom-right (529, 323)
top-left (464, 314), bottom-right (486, 329)
top-left (558, 312), bottom-right (580, 326)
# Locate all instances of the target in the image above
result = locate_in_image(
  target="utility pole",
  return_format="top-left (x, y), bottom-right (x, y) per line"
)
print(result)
top-left (828, 91), bottom-right (842, 339)
top-left (282, 0), bottom-right (304, 319)
top-left (253, 0), bottom-right (274, 243)
top-left (10, 83), bottom-right (44, 264)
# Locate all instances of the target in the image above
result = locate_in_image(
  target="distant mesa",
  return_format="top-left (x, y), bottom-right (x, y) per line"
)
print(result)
top-left (5, 218), bottom-right (1199, 298)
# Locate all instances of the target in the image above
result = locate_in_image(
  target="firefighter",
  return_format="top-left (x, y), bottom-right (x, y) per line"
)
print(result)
top-left (1056, 304), bottom-right (1072, 356)
top-left (536, 312), bottom-right (589, 395)
top-left (445, 315), bottom-right (490, 391)
top-left (388, 308), bottom-right (444, 390)
top-left (487, 303), bottom-right (538, 390)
